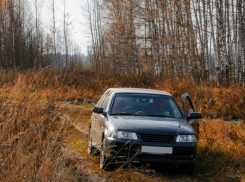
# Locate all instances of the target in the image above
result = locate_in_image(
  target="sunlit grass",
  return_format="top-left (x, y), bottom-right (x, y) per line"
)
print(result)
top-left (0, 68), bottom-right (244, 181)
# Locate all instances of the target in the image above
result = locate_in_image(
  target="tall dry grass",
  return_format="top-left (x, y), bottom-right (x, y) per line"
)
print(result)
top-left (195, 119), bottom-right (245, 181)
top-left (13, 66), bottom-right (244, 120)
top-left (0, 67), bottom-right (244, 181)
top-left (0, 71), bottom-right (86, 181)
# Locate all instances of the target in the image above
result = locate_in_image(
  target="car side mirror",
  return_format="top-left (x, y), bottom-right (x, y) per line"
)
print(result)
top-left (97, 107), bottom-right (104, 114)
top-left (188, 112), bottom-right (202, 120)
top-left (93, 107), bottom-right (99, 113)
top-left (93, 107), bottom-right (107, 116)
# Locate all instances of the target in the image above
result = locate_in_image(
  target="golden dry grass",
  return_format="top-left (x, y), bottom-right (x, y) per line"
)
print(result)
top-left (0, 67), bottom-right (244, 181)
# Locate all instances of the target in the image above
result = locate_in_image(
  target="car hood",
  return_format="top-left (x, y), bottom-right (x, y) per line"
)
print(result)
top-left (109, 116), bottom-right (195, 135)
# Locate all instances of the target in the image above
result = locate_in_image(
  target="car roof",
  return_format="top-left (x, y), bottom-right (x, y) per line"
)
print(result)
top-left (108, 88), bottom-right (171, 96)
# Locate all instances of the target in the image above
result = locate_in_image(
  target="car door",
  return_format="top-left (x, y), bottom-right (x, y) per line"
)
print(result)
top-left (97, 91), bottom-right (113, 143)
top-left (181, 93), bottom-right (200, 139)
top-left (91, 91), bottom-right (109, 147)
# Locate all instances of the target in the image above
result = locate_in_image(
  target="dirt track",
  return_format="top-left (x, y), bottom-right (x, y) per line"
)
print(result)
top-left (62, 144), bottom-right (107, 182)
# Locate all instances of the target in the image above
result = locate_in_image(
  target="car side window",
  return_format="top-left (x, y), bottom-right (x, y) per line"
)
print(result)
top-left (101, 91), bottom-right (112, 111)
top-left (169, 99), bottom-right (182, 118)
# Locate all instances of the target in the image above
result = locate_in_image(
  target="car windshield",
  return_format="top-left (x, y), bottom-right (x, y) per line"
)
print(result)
top-left (110, 93), bottom-right (182, 119)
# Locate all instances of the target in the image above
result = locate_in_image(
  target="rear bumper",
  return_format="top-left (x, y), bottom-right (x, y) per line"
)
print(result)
top-left (104, 137), bottom-right (196, 163)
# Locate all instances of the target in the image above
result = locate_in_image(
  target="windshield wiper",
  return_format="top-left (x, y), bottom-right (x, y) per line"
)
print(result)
top-left (147, 115), bottom-right (175, 118)
top-left (111, 113), bottom-right (133, 116)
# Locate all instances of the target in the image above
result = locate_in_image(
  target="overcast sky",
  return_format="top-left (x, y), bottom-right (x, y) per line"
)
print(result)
top-left (28, 0), bottom-right (91, 54)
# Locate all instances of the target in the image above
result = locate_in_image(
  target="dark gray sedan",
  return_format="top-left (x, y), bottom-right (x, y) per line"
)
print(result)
top-left (88, 88), bottom-right (201, 173)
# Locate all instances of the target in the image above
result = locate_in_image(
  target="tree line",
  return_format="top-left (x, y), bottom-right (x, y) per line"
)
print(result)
top-left (0, 0), bottom-right (82, 70)
top-left (87, 0), bottom-right (245, 86)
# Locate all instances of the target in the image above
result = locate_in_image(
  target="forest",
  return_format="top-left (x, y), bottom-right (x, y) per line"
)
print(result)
top-left (1, 0), bottom-right (245, 86)
top-left (0, 0), bottom-right (244, 182)
top-left (0, 0), bottom-right (82, 69)
top-left (88, 0), bottom-right (245, 86)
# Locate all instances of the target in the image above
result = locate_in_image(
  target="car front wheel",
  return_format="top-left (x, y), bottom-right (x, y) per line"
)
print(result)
top-left (100, 138), bottom-right (113, 170)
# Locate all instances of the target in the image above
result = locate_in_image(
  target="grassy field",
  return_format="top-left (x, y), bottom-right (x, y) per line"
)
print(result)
top-left (0, 68), bottom-right (244, 181)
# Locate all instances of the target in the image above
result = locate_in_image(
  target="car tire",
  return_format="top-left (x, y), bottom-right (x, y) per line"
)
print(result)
top-left (179, 163), bottom-right (195, 175)
top-left (88, 129), bottom-right (97, 156)
top-left (100, 138), bottom-right (113, 170)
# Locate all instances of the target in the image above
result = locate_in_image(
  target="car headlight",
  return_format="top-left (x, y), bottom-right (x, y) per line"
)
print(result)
top-left (111, 131), bottom-right (138, 140)
top-left (176, 135), bottom-right (197, 142)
